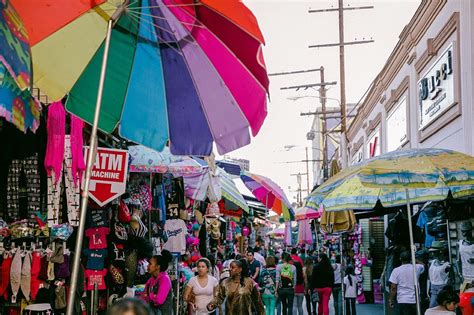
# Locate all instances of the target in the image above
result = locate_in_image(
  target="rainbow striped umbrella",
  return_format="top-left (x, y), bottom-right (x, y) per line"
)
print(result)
top-left (12, 0), bottom-right (268, 156)
top-left (240, 171), bottom-right (295, 221)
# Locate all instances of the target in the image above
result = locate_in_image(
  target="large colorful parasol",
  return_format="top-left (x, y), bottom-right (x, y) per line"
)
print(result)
top-left (12, 0), bottom-right (268, 156)
top-left (240, 171), bottom-right (295, 221)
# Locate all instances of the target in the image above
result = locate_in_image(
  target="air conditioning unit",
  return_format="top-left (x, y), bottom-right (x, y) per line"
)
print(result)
top-left (306, 131), bottom-right (315, 140)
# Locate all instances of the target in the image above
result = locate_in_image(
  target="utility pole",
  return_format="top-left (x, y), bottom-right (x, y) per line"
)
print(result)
top-left (319, 67), bottom-right (328, 181)
top-left (273, 68), bottom-right (336, 186)
top-left (309, 1), bottom-right (374, 168)
top-left (290, 173), bottom-right (305, 206)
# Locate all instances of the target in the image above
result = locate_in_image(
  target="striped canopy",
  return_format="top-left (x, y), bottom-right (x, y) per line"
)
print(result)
top-left (307, 148), bottom-right (474, 212)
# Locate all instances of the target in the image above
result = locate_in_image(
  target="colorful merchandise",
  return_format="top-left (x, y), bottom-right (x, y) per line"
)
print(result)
top-left (85, 269), bottom-right (107, 291)
top-left (163, 219), bottom-right (187, 254)
top-left (85, 227), bottom-right (109, 250)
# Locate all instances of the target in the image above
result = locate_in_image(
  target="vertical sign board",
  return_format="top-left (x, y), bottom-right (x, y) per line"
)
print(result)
top-left (82, 147), bottom-right (129, 207)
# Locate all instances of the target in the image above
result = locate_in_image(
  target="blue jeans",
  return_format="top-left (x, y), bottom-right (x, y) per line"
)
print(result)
top-left (332, 286), bottom-right (342, 315)
top-left (293, 294), bottom-right (304, 315)
top-left (429, 284), bottom-right (445, 308)
top-left (263, 293), bottom-right (277, 315)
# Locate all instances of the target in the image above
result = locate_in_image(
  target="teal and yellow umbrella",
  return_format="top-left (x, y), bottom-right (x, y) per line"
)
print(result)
top-left (306, 148), bottom-right (474, 315)
top-left (306, 148), bottom-right (474, 212)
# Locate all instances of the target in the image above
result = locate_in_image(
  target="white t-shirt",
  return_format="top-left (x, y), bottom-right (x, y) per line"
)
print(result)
top-left (163, 219), bottom-right (187, 254)
top-left (429, 260), bottom-right (450, 286)
top-left (187, 275), bottom-right (219, 314)
top-left (254, 252), bottom-right (266, 267)
top-left (343, 275), bottom-right (357, 298)
top-left (389, 263), bottom-right (425, 304)
top-left (424, 307), bottom-right (455, 315)
top-left (333, 263), bottom-right (342, 284)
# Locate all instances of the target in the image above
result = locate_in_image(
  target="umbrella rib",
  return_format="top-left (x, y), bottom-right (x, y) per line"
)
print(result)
top-left (126, 11), bottom-right (184, 56)
top-left (128, 9), bottom-right (206, 30)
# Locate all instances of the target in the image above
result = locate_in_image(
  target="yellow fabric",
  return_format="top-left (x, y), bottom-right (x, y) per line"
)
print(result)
top-left (31, 2), bottom-right (114, 101)
top-left (320, 209), bottom-right (356, 234)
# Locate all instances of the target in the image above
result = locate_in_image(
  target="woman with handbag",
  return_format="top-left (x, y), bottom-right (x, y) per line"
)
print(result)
top-left (310, 253), bottom-right (334, 315)
top-left (183, 258), bottom-right (219, 315)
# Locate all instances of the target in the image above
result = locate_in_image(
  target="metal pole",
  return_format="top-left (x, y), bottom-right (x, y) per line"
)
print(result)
top-left (447, 219), bottom-right (452, 265)
top-left (66, 8), bottom-right (123, 313)
top-left (319, 67), bottom-right (328, 181)
top-left (338, 0), bottom-right (348, 168)
top-left (340, 236), bottom-right (346, 315)
top-left (405, 189), bottom-right (421, 315)
top-left (305, 147), bottom-right (310, 194)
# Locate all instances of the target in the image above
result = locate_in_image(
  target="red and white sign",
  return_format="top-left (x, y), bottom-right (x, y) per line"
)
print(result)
top-left (83, 147), bottom-right (129, 207)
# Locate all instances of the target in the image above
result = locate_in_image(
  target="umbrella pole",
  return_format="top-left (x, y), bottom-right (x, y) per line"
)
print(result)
top-left (66, 9), bottom-right (124, 315)
top-left (405, 188), bottom-right (421, 315)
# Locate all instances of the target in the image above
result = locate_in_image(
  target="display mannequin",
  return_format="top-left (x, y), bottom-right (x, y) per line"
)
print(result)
top-left (428, 241), bottom-right (450, 308)
top-left (457, 221), bottom-right (474, 291)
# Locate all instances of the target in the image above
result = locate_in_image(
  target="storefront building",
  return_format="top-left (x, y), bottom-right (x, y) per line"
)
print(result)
top-left (347, 0), bottom-right (474, 161)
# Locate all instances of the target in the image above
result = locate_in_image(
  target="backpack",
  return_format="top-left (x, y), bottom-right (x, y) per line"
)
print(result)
top-left (259, 268), bottom-right (276, 295)
top-left (280, 264), bottom-right (294, 288)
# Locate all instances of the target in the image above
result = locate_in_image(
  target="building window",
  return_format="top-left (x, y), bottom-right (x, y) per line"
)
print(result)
top-left (386, 97), bottom-right (407, 152)
top-left (366, 127), bottom-right (380, 158)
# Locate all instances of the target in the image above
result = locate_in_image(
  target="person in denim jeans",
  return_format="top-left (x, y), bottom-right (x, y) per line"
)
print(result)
top-left (276, 253), bottom-right (297, 315)
top-left (259, 256), bottom-right (278, 315)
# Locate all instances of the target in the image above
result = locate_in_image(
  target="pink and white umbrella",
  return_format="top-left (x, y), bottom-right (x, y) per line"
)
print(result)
top-left (295, 206), bottom-right (321, 221)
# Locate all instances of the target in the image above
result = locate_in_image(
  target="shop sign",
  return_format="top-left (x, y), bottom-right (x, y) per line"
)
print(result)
top-left (418, 43), bottom-right (454, 129)
top-left (83, 147), bottom-right (129, 206)
top-left (220, 208), bottom-right (243, 218)
top-left (366, 128), bottom-right (380, 158)
top-left (386, 98), bottom-right (407, 152)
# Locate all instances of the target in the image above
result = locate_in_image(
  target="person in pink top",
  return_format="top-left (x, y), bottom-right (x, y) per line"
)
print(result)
top-left (143, 250), bottom-right (173, 314)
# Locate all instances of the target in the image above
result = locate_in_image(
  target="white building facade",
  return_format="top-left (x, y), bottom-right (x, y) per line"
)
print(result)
top-left (347, 0), bottom-right (474, 162)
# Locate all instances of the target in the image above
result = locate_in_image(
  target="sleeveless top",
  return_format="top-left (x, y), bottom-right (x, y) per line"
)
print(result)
top-left (458, 240), bottom-right (474, 281)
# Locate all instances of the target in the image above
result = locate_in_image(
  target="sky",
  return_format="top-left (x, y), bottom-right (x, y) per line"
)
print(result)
top-left (223, 0), bottom-right (421, 204)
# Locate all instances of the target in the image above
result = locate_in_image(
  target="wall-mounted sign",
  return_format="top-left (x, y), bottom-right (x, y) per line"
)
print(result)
top-left (367, 128), bottom-right (380, 158)
top-left (418, 43), bottom-right (455, 129)
top-left (387, 98), bottom-right (407, 152)
top-left (83, 147), bottom-right (129, 206)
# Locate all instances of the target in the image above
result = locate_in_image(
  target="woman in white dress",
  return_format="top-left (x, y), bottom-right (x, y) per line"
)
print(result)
top-left (184, 258), bottom-right (219, 315)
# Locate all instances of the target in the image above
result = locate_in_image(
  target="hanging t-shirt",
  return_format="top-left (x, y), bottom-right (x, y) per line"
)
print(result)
top-left (85, 227), bottom-right (109, 249)
top-left (163, 219), bottom-right (187, 254)
top-left (110, 242), bottom-right (125, 262)
top-left (86, 209), bottom-right (108, 227)
top-left (165, 177), bottom-right (185, 219)
top-left (85, 269), bottom-right (108, 290)
top-left (83, 249), bottom-right (108, 270)
top-left (416, 211), bottom-right (435, 247)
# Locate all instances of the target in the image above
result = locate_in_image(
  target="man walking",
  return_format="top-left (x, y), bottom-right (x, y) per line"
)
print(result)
top-left (389, 251), bottom-right (425, 315)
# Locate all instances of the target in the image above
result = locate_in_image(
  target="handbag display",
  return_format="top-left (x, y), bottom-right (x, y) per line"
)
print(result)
top-left (320, 209), bottom-right (356, 234)
top-left (311, 290), bottom-right (319, 303)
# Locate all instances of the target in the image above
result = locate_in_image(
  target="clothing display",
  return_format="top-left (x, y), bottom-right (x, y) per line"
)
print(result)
top-left (458, 240), bottom-right (474, 282)
top-left (7, 155), bottom-right (41, 221)
top-left (85, 227), bottom-right (109, 250)
top-left (85, 269), bottom-right (107, 291)
top-left (163, 219), bottom-right (187, 254)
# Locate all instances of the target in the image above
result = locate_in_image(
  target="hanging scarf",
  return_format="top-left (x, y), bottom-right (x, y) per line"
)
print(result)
top-left (44, 101), bottom-right (65, 184)
top-left (70, 114), bottom-right (85, 186)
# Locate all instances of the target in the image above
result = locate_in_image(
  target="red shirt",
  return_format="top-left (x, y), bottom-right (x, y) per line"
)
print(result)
top-left (85, 227), bottom-right (109, 249)
top-left (291, 254), bottom-right (303, 266)
top-left (85, 269), bottom-right (107, 290)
